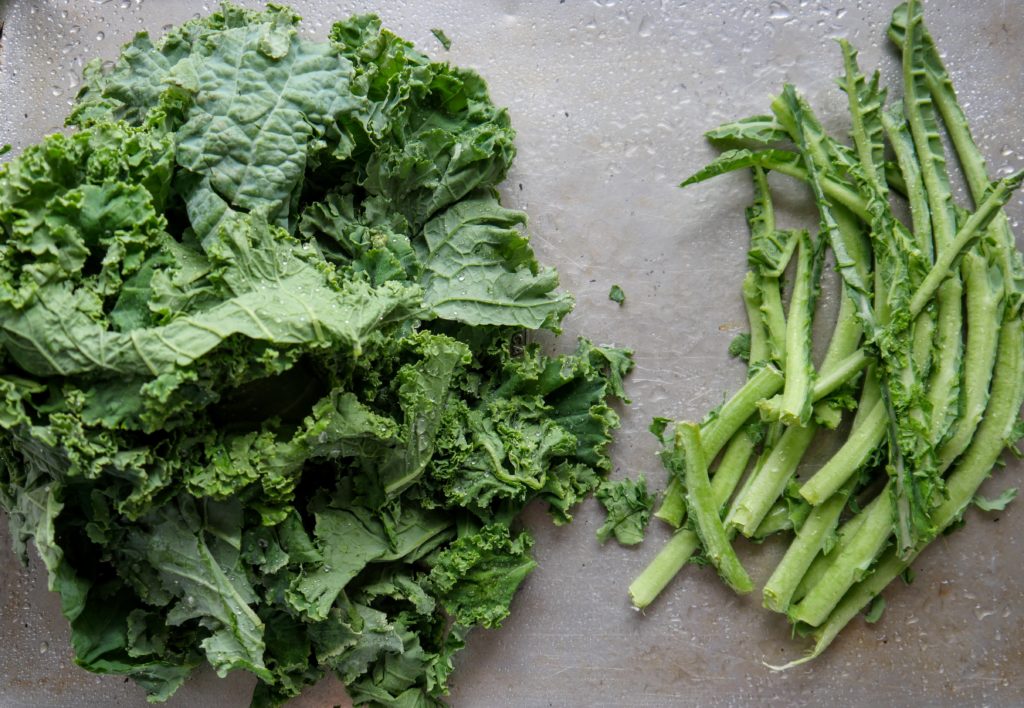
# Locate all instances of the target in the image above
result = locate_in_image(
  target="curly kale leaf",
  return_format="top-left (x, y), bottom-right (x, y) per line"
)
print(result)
top-left (0, 5), bottom-right (632, 706)
top-left (596, 475), bottom-right (655, 546)
top-left (425, 524), bottom-right (537, 629)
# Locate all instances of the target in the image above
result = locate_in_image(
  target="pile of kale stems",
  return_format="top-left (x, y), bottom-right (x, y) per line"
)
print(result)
top-left (0, 5), bottom-right (634, 706)
top-left (630, 1), bottom-right (1024, 666)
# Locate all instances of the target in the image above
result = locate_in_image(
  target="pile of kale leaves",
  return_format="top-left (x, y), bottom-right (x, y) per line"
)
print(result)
top-left (0, 5), bottom-right (631, 705)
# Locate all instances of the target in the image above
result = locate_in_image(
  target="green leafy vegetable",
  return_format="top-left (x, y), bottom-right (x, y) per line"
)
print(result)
top-left (863, 596), bottom-right (886, 624)
top-left (728, 333), bottom-right (751, 362)
top-left (430, 28), bottom-right (452, 51)
top-left (0, 6), bottom-right (633, 706)
top-left (426, 524), bottom-right (537, 628)
top-left (609, 284), bottom-right (626, 306)
top-left (595, 475), bottom-right (655, 546)
top-left (973, 488), bottom-right (1017, 513)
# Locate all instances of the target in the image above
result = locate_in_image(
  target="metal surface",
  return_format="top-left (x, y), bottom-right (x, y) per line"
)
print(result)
top-left (1, 1), bottom-right (1023, 706)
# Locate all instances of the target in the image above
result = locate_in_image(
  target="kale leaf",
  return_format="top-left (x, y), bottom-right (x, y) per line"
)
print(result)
top-left (595, 476), bottom-right (655, 546)
top-left (0, 5), bottom-right (632, 706)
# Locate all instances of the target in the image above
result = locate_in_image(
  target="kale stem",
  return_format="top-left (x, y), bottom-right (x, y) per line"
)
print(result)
top-left (901, 0), bottom-right (956, 254)
top-left (701, 365), bottom-right (784, 460)
top-left (818, 290), bottom-right (864, 375)
top-left (937, 253), bottom-right (1003, 470)
top-left (761, 279), bottom-right (788, 367)
top-left (763, 477), bottom-right (856, 613)
top-left (709, 426), bottom-right (759, 507)
top-left (654, 365), bottom-right (783, 526)
top-left (778, 231), bottom-right (817, 426)
top-left (758, 348), bottom-right (869, 421)
top-left (792, 500), bottom-right (870, 604)
top-left (839, 38), bottom-right (887, 194)
top-left (726, 417), bottom-right (818, 537)
top-left (798, 400), bottom-right (886, 505)
top-left (790, 357), bottom-right (882, 604)
top-left (638, 266), bottom-right (768, 596)
top-left (679, 422), bottom-right (753, 594)
top-left (789, 482), bottom-right (894, 627)
top-left (881, 103), bottom-right (933, 261)
top-left (749, 167), bottom-right (790, 365)
top-left (653, 479), bottom-right (687, 528)
top-left (742, 272), bottom-right (771, 367)
top-left (753, 496), bottom-right (810, 539)
top-left (926, 71), bottom-right (1020, 311)
top-left (929, 317), bottom-right (1024, 529)
top-left (896, 6), bottom-right (1015, 471)
top-left (631, 424), bottom-right (759, 608)
top-left (758, 157), bottom-right (871, 222)
top-left (925, 276), bottom-right (964, 446)
top-left (776, 317), bottom-right (1024, 668)
top-left (907, 171), bottom-right (1024, 318)
top-left (850, 365), bottom-right (881, 426)
top-left (628, 529), bottom-right (700, 610)
top-left (816, 348), bottom-right (871, 398)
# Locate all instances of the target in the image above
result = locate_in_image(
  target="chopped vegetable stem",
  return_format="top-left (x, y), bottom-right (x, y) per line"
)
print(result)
top-left (778, 231), bottom-right (818, 426)
top-left (799, 401), bottom-right (886, 505)
top-left (655, 365), bottom-right (784, 525)
top-left (790, 483), bottom-right (894, 626)
top-left (637, 2), bottom-right (1024, 668)
top-left (727, 418), bottom-right (818, 537)
top-left (679, 423), bottom-right (753, 594)
top-left (763, 478), bottom-right (856, 613)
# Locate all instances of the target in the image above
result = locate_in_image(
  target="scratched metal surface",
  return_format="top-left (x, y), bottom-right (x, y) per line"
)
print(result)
top-left (1, 1), bottom-right (1023, 706)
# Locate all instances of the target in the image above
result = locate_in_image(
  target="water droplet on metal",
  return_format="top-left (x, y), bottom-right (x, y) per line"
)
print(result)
top-left (768, 1), bottom-right (791, 20)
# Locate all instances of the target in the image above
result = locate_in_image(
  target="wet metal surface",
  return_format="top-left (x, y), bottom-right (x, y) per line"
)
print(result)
top-left (1, 1), bottom-right (1022, 706)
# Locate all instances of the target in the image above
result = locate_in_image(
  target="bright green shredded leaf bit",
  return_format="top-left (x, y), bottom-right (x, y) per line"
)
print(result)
top-left (430, 28), bottom-right (452, 50)
top-left (0, 5), bottom-right (633, 706)
top-left (609, 284), bottom-right (626, 305)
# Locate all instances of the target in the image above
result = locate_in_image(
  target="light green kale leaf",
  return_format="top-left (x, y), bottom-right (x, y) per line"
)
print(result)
top-left (1, 214), bottom-right (420, 394)
top-left (171, 9), bottom-right (360, 239)
top-left (286, 508), bottom-right (390, 622)
top-left (419, 193), bottom-right (573, 331)
top-left (595, 475), bottom-right (655, 546)
top-left (332, 15), bottom-right (517, 229)
top-left (973, 487), bottom-right (1017, 512)
top-left (609, 284), bottom-right (626, 305)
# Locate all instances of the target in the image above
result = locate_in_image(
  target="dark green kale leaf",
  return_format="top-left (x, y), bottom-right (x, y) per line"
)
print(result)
top-left (425, 523), bottom-right (537, 629)
top-left (609, 283), bottom-right (626, 305)
top-left (0, 4), bottom-right (632, 706)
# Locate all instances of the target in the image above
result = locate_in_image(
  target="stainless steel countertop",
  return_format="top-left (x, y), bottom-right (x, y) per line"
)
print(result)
top-left (1, 1), bottom-right (1022, 706)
